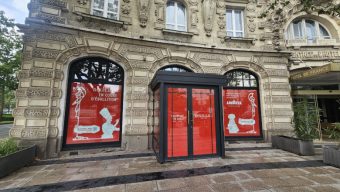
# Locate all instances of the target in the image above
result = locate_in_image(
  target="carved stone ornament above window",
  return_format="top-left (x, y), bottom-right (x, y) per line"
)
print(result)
top-left (202, 0), bottom-right (216, 37)
top-left (138, 0), bottom-right (151, 27)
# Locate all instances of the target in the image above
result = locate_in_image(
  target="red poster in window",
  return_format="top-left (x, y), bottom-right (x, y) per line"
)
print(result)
top-left (223, 89), bottom-right (261, 137)
top-left (66, 82), bottom-right (122, 145)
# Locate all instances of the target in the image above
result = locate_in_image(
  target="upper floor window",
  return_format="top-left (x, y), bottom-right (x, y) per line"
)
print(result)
top-left (226, 9), bottom-right (244, 37)
top-left (166, 1), bottom-right (187, 32)
top-left (287, 19), bottom-right (331, 44)
top-left (91, 0), bottom-right (119, 20)
top-left (159, 65), bottom-right (192, 72)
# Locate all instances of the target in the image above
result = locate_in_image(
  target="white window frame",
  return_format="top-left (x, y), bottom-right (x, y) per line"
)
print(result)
top-left (287, 19), bottom-right (332, 42)
top-left (226, 9), bottom-right (245, 38)
top-left (166, 1), bottom-right (187, 32)
top-left (91, 0), bottom-right (120, 20)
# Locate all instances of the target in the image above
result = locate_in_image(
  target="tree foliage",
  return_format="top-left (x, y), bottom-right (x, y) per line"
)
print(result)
top-left (0, 10), bottom-right (22, 84)
top-left (0, 11), bottom-right (22, 120)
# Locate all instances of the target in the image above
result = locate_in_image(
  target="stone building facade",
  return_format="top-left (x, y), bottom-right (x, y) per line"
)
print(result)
top-left (11, 0), bottom-right (339, 158)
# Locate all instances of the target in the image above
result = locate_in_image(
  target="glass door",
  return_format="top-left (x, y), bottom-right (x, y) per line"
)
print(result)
top-left (166, 85), bottom-right (218, 160)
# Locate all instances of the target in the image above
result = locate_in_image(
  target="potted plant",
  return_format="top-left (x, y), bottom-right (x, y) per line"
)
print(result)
top-left (323, 123), bottom-right (340, 168)
top-left (272, 98), bottom-right (320, 155)
top-left (0, 138), bottom-right (37, 178)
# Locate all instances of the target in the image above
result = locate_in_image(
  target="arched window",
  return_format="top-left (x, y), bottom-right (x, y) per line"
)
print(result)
top-left (224, 70), bottom-right (258, 88)
top-left (223, 69), bottom-right (262, 139)
top-left (64, 58), bottom-right (124, 148)
top-left (287, 19), bottom-right (331, 44)
top-left (159, 65), bottom-right (193, 72)
top-left (166, 1), bottom-right (187, 32)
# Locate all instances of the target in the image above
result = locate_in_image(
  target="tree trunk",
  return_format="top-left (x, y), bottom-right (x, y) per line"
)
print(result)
top-left (0, 85), bottom-right (4, 122)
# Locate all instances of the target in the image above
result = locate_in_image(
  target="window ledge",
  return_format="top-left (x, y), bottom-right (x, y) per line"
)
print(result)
top-left (74, 12), bottom-right (124, 26)
top-left (162, 29), bottom-right (194, 37)
top-left (224, 37), bottom-right (256, 44)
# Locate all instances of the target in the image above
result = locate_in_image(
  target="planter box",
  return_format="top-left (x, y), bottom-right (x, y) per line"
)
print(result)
top-left (271, 135), bottom-right (315, 156)
top-left (0, 145), bottom-right (37, 178)
top-left (323, 146), bottom-right (340, 168)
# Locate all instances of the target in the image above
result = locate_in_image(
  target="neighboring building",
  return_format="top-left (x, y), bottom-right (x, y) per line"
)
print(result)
top-left (11, 0), bottom-right (339, 158)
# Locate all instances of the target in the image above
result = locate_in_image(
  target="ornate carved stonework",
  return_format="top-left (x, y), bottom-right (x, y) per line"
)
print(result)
top-left (32, 49), bottom-right (61, 59)
top-left (77, 0), bottom-right (88, 5)
top-left (246, 0), bottom-right (257, 33)
top-left (36, 13), bottom-right (66, 24)
top-left (202, 0), bottom-right (216, 36)
top-left (154, 0), bottom-right (165, 29)
top-left (13, 108), bottom-right (60, 118)
top-left (138, 0), bottom-right (151, 27)
top-left (48, 127), bottom-right (59, 138)
top-left (18, 69), bottom-right (63, 80)
top-left (21, 128), bottom-right (48, 139)
top-left (16, 88), bottom-right (62, 98)
top-left (37, 0), bottom-right (67, 9)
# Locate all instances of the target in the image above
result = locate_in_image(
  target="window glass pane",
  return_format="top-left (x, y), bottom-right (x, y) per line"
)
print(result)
top-left (236, 32), bottom-right (243, 37)
top-left (319, 24), bottom-right (330, 38)
top-left (293, 21), bottom-right (303, 38)
top-left (107, 13), bottom-right (117, 20)
top-left (166, 3), bottom-right (175, 25)
top-left (93, 0), bottom-right (105, 10)
top-left (108, 0), bottom-right (118, 13)
top-left (226, 10), bottom-right (233, 31)
top-left (227, 31), bottom-right (233, 37)
top-left (177, 4), bottom-right (186, 25)
top-left (234, 10), bottom-right (243, 31)
top-left (93, 9), bottom-right (104, 17)
top-left (305, 20), bottom-right (316, 40)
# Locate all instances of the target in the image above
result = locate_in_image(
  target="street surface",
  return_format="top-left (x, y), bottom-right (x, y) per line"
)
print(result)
top-left (0, 124), bottom-right (11, 139)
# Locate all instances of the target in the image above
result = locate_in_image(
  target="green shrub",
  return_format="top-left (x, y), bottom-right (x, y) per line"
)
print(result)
top-left (0, 138), bottom-right (18, 157)
top-left (1, 114), bottom-right (14, 122)
top-left (293, 98), bottom-right (320, 140)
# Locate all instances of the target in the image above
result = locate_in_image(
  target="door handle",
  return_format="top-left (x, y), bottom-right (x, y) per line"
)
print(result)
top-left (187, 110), bottom-right (190, 125)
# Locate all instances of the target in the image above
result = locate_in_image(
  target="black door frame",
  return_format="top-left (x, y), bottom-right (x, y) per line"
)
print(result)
top-left (150, 71), bottom-right (227, 163)
top-left (164, 84), bottom-right (221, 161)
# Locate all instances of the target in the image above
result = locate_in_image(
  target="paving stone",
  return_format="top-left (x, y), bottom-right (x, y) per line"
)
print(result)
top-left (272, 186), bottom-right (314, 192)
top-left (126, 181), bottom-right (158, 192)
top-left (184, 175), bottom-right (211, 186)
top-left (233, 171), bottom-right (253, 180)
top-left (303, 175), bottom-right (339, 184)
top-left (240, 179), bottom-right (270, 191)
top-left (208, 173), bottom-right (237, 183)
top-left (157, 178), bottom-right (187, 191)
top-left (88, 184), bottom-right (126, 192)
top-left (311, 185), bottom-right (340, 192)
top-left (210, 183), bottom-right (243, 192)
top-left (160, 185), bottom-right (214, 192)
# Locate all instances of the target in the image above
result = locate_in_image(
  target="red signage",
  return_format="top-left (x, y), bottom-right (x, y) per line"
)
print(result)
top-left (66, 82), bottom-right (122, 145)
top-left (223, 89), bottom-right (261, 137)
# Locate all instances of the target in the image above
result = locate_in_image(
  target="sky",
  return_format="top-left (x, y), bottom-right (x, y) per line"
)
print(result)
top-left (0, 0), bottom-right (30, 24)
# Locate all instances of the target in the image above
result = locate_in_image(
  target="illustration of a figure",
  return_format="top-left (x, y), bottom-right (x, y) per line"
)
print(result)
top-left (99, 108), bottom-right (120, 139)
top-left (227, 114), bottom-right (239, 133)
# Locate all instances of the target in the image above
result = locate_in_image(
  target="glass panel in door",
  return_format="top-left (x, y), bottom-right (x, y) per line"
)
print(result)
top-left (167, 88), bottom-right (188, 158)
top-left (192, 88), bottom-right (216, 155)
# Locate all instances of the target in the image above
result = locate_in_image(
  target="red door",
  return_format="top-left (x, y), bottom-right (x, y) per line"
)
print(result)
top-left (167, 86), bottom-right (217, 159)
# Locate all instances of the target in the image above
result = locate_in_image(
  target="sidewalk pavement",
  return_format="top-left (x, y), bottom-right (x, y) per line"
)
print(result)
top-left (0, 124), bottom-right (12, 139)
top-left (0, 143), bottom-right (339, 192)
